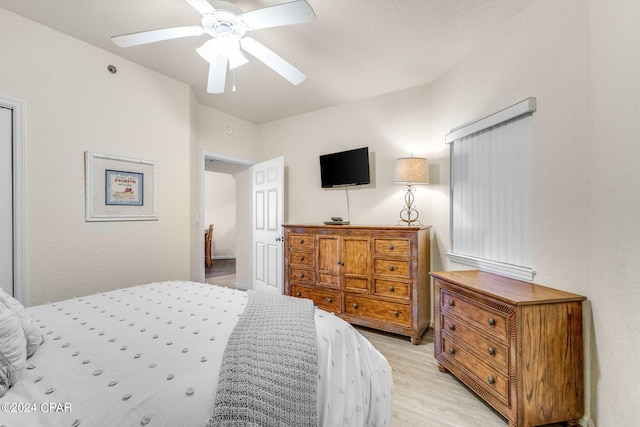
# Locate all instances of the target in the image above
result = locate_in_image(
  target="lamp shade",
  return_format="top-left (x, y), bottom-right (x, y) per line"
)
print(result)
top-left (394, 157), bottom-right (429, 184)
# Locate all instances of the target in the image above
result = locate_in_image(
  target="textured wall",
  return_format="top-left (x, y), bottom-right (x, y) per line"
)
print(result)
top-left (0, 9), bottom-right (192, 305)
top-left (587, 0), bottom-right (640, 425)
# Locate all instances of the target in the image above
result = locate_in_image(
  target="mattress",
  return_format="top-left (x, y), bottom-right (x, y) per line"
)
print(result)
top-left (0, 281), bottom-right (392, 426)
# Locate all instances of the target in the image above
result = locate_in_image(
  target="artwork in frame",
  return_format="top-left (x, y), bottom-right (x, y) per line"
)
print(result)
top-left (85, 151), bottom-right (157, 221)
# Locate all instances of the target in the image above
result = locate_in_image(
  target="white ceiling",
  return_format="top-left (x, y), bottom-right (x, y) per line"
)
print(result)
top-left (0, 0), bottom-right (534, 124)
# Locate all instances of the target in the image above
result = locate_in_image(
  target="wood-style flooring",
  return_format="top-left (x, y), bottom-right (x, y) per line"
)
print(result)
top-left (358, 327), bottom-right (509, 427)
top-left (357, 327), bottom-right (567, 427)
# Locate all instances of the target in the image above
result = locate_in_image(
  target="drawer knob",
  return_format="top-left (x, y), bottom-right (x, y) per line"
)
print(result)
top-left (487, 376), bottom-right (495, 385)
top-left (295, 292), bottom-right (301, 297)
top-left (487, 347), bottom-right (495, 356)
top-left (388, 286), bottom-right (395, 292)
top-left (299, 256), bottom-right (304, 261)
top-left (448, 300), bottom-right (455, 307)
top-left (299, 273), bottom-right (305, 278)
top-left (352, 303), bottom-right (359, 309)
top-left (393, 310), bottom-right (400, 317)
top-left (388, 244), bottom-right (395, 250)
top-left (327, 297), bottom-right (333, 303)
top-left (448, 348), bottom-right (455, 355)
top-left (298, 239), bottom-right (304, 244)
top-left (448, 324), bottom-right (455, 331)
top-left (487, 318), bottom-right (496, 326)
top-left (388, 265), bottom-right (395, 271)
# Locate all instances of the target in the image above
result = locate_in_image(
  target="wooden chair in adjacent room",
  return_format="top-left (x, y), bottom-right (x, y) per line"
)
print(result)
top-left (205, 224), bottom-right (213, 268)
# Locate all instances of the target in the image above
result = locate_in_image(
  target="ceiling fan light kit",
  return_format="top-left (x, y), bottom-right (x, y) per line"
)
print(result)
top-left (111, 0), bottom-right (316, 94)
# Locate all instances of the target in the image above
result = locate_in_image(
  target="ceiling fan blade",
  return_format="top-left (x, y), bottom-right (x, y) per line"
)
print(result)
top-left (240, 37), bottom-right (306, 85)
top-left (184, 0), bottom-right (215, 15)
top-left (112, 26), bottom-right (204, 47)
top-left (241, 0), bottom-right (315, 30)
top-left (207, 55), bottom-right (228, 93)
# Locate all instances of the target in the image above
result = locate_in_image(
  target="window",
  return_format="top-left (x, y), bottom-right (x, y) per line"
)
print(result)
top-left (446, 98), bottom-right (536, 281)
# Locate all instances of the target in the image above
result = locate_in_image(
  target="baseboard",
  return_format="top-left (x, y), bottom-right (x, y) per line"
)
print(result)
top-left (582, 416), bottom-right (594, 427)
top-left (235, 282), bottom-right (251, 291)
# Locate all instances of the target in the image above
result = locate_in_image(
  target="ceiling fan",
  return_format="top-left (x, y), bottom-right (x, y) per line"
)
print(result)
top-left (111, 0), bottom-right (316, 93)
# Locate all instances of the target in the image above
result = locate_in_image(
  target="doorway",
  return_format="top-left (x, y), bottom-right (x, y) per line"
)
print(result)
top-left (201, 153), bottom-right (252, 290)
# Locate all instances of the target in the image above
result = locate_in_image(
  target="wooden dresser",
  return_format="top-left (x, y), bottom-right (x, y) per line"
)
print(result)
top-left (430, 270), bottom-right (586, 427)
top-left (283, 224), bottom-right (431, 344)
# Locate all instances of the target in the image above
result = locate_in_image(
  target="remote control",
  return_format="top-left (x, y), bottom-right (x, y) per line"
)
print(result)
top-left (331, 216), bottom-right (343, 222)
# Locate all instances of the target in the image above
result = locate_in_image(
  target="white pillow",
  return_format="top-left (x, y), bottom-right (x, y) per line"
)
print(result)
top-left (0, 289), bottom-right (44, 357)
top-left (0, 298), bottom-right (27, 397)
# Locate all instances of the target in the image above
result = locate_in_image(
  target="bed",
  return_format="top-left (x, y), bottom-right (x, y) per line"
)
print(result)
top-left (0, 281), bottom-right (392, 426)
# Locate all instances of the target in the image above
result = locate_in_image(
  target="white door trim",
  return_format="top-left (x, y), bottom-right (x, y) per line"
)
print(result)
top-left (0, 96), bottom-right (25, 303)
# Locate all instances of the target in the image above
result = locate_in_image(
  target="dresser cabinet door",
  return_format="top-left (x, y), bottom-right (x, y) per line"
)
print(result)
top-left (316, 235), bottom-right (339, 288)
top-left (341, 236), bottom-right (370, 293)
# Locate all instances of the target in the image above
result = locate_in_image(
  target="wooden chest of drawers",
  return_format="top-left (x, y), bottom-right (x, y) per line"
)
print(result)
top-left (284, 224), bottom-right (431, 344)
top-left (431, 270), bottom-right (586, 427)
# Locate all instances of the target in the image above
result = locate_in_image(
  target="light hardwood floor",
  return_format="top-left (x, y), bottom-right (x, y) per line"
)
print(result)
top-left (357, 327), bottom-right (568, 427)
top-left (357, 327), bottom-right (511, 427)
top-left (206, 274), bottom-right (236, 288)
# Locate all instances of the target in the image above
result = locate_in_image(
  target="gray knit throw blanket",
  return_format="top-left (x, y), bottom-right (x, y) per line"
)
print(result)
top-left (208, 291), bottom-right (318, 427)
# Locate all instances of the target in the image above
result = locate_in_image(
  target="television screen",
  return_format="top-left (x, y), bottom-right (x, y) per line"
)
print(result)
top-left (319, 147), bottom-right (370, 188)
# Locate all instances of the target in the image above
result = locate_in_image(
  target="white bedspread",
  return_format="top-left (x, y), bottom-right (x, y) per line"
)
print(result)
top-left (0, 281), bottom-right (391, 426)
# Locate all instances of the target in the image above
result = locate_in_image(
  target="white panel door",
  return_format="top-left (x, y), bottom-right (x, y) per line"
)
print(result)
top-left (0, 107), bottom-right (12, 296)
top-left (252, 156), bottom-right (284, 294)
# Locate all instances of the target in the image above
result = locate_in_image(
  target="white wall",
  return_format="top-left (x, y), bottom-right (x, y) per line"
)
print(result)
top-left (587, 0), bottom-right (640, 425)
top-left (0, 9), bottom-right (192, 305)
top-left (204, 171), bottom-right (237, 258)
top-left (258, 92), bottom-right (434, 226)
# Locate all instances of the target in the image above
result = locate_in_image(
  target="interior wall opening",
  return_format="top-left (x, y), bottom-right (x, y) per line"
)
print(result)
top-left (202, 155), bottom-right (252, 290)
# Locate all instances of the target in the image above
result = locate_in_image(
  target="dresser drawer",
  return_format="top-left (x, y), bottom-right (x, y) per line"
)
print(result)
top-left (289, 250), bottom-right (314, 267)
top-left (441, 313), bottom-right (508, 374)
top-left (288, 234), bottom-right (314, 250)
top-left (374, 279), bottom-right (410, 300)
top-left (442, 336), bottom-right (509, 405)
top-left (344, 295), bottom-right (411, 327)
top-left (289, 268), bottom-right (313, 285)
top-left (291, 285), bottom-right (340, 313)
top-left (374, 238), bottom-right (410, 257)
top-left (374, 258), bottom-right (410, 278)
top-left (441, 289), bottom-right (508, 343)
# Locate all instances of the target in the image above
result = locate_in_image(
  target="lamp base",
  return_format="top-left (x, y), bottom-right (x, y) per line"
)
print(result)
top-left (397, 185), bottom-right (422, 226)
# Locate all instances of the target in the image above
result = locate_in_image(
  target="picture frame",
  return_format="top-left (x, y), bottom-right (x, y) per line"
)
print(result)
top-left (85, 151), bottom-right (158, 221)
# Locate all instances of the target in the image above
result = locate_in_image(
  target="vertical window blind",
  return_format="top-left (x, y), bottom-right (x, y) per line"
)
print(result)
top-left (446, 98), bottom-right (536, 281)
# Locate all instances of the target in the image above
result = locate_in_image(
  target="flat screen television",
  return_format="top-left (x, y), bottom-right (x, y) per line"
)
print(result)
top-left (319, 147), bottom-right (370, 188)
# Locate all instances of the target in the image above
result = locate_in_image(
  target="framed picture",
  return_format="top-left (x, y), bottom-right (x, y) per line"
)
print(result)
top-left (85, 151), bottom-right (157, 221)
